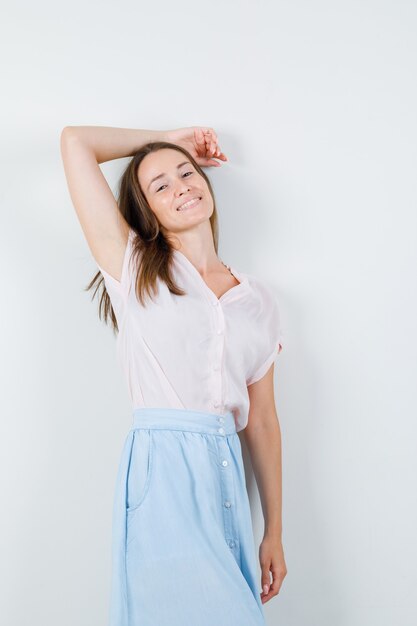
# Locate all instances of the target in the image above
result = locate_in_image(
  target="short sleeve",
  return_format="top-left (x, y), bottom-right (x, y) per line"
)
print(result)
top-left (246, 280), bottom-right (284, 386)
top-left (96, 228), bottom-right (136, 301)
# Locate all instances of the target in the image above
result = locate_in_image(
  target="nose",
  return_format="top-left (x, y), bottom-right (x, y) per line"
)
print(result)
top-left (175, 180), bottom-right (191, 196)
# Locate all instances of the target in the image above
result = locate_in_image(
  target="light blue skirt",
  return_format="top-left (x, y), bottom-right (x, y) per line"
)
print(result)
top-left (109, 407), bottom-right (267, 626)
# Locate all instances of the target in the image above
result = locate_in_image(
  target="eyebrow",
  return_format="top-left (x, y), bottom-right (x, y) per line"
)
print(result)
top-left (147, 161), bottom-right (192, 191)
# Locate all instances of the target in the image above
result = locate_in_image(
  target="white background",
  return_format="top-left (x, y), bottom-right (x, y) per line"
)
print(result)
top-left (1, 1), bottom-right (416, 625)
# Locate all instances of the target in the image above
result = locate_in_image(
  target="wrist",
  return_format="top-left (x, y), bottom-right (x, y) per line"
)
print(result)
top-left (263, 523), bottom-right (282, 540)
top-left (153, 129), bottom-right (170, 143)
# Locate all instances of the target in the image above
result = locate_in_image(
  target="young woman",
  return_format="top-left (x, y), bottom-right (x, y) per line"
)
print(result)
top-left (60, 125), bottom-right (287, 626)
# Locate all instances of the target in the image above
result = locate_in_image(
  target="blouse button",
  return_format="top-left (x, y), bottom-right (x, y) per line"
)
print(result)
top-left (216, 329), bottom-right (223, 335)
top-left (212, 301), bottom-right (219, 307)
top-left (213, 364), bottom-right (220, 371)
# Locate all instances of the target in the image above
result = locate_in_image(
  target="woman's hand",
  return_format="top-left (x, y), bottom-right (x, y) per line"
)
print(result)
top-left (259, 534), bottom-right (287, 604)
top-left (164, 126), bottom-right (228, 168)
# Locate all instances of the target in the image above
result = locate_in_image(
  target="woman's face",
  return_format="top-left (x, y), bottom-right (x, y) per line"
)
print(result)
top-left (137, 148), bottom-right (213, 233)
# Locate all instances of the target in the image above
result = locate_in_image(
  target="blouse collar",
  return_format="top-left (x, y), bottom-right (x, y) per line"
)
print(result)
top-left (172, 249), bottom-right (248, 304)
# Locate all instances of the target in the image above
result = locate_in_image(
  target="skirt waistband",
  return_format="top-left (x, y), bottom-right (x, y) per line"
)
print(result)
top-left (131, 407), bottom-right (237, 436)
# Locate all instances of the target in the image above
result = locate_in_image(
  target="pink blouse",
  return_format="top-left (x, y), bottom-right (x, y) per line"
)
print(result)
top-left (96, 228), bottom-right (284, 432)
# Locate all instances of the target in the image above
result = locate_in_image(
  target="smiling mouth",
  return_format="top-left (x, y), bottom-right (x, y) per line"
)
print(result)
top-left (177, 196), bottom-right (202, 211)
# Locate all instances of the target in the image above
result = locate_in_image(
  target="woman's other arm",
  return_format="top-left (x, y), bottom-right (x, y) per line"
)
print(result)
top-left (243, 364), bottom-right (287, 604)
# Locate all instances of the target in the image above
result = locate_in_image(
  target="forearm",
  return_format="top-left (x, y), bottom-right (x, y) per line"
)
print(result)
top-left (60, 125), bottom-right (167, 164)
top-left (242, 414), bottom-right (283, 538)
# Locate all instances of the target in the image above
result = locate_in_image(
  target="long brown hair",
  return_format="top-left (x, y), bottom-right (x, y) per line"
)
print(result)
top-left (85, 141), bottom-right (220, 334)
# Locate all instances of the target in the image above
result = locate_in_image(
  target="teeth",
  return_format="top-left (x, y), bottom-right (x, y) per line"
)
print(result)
top-left (177, 197), bottom-right (201, 211)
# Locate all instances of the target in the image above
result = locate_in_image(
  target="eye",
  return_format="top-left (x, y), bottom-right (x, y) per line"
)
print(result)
top-left (156, 171), bottom-right (193, 192)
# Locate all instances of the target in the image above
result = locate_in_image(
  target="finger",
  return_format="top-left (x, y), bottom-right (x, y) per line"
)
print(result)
top-left (194, 128), bottom-right (207, 154)
top-left (203, 127), bottom-right (218, 144)
top-left (207, 142), bottom-right (217, 158)
top-left (269, 573), bottom-right (282, 595)
top-left (260, 565), bottom-right (271, 597)
top-left (203, 129), bottom-right (218, 156)
top-left (208, 135), bottom-right (222, 158)
top-left (261, 582), bottom-right (277, 603)
top-left (273, 563), bottom-right (286, 587)
top-left (199, 129), bottom-right (227, 161)
top-left (214, 149), bottom-right (228, 161)
top-left (204, 133), bottom-right (216, 156)
top-left (211, 140), bottom-right (222, 157)
top-left (194, 128), bottom-right (206, 147)
top-left (195, 157), bottom-right (222, 168)
top-left (262, 568), bottom-right (283, 602)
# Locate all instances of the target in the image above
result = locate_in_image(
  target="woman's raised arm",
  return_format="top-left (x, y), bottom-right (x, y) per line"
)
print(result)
top-left (60, 126), bottom-right (165, 281)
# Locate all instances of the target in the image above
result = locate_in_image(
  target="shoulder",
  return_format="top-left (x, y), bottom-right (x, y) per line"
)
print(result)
top-left (242, 272), bottom-right (283, 333)
top-left (243, 271), bottom-right (278, 304)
